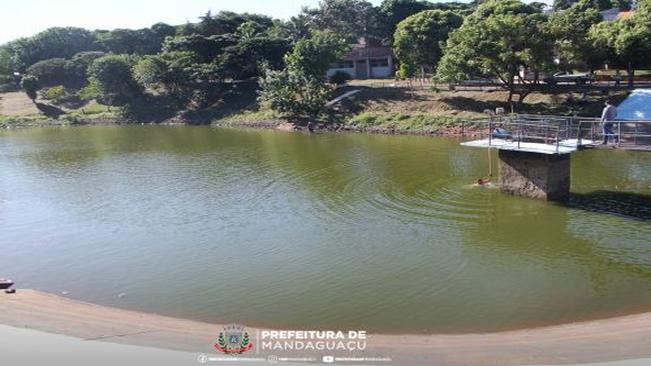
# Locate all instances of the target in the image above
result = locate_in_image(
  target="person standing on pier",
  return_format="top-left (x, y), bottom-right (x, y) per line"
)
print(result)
top-left (600, 100), bottom-right (618, 145)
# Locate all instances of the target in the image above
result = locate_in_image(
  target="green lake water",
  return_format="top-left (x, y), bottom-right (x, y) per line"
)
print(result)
top-left (1, 126), bottom-right (650, 333)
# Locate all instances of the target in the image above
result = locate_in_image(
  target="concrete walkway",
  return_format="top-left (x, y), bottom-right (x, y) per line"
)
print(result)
top-left (3, 290), bottom-right (651, 366)
top-left (1, 325), bottom-right (650, 366)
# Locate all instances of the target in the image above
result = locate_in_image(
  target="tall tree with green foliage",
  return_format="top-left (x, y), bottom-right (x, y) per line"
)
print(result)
top-left (379, 0), bottom-right (471, 41)
top-left (285, 31), bottom-right (349, 78)
top-left (437, 0), bottom-right (553, 104)
top-left (0, 47), bottom-right (15, 77)
top-left (65, 51), bottom-right (106, 87)
top-left (590, 2), bottom-right (651, 88)
top-left (258, 31), bottom-right (348, 117)
top-left (218, 22), bottom-right (291, 80)
top-left (95, 27), bottom-right (169, 55)
top-left (162, 34), bottom-right (235, 63)
top-left (393, 10), bottom-right (463, 79)
top-left (554, 0), bottom-right (631, 11)
top-left (548, 3), bottom-right (604, 70)
top-left (133, 51), bottom-right (199, 107)
top-left (25, 58), bottom-right (67, 87)
top-left (379, 0), bottom-right (433, 41)
top-left (6, 27), bottom-right (97, 70)
top-left (87, 55), bottom-right (141, 107)
top-left (308, 0), bottom-right (384, 42)
top-left (197, 11), bottom-right (274, 36)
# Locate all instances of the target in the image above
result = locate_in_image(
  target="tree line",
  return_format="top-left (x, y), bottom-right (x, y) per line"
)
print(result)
top-left (0, 0), bottom-right (649, 118)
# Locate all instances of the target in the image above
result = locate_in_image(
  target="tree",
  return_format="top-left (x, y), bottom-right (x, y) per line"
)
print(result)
top-left (548, 3), bottom-right (604, 70)
top-left (590, 4), bottom-right (651, 88)
top-left (25, 52), bottom-right (105, 88)
top-left (380, 0), bottom-right (433, 40)
top-left (217, 22), bottom-right (291, 80)
top-left (554, 0), bottom-right (631, 11)
top-left (0, 46), bottom-right (16, 76)
top-left (162, 34), bottom-right (235, 63)
top-left (151, 23), bottom-right (177, 42)
top-left (65, 51), bottom-right (106, 87)
top-left (379, 0), bottom-right (470, 41)
top-left (133, 51), bottom-right (198, 106)
top-left (198, 11), bottom-right (274, 36)
top-left (95, 28), bottom-right (164, 55)
top-left (283, 14), bottom-right (315, 41)
top-left (25, 58), bottom-right (67, 87)
top-left (393, 10), bottom-right (463, 78)
top-left (436, 0), bottom-right (553, 104)
top-left (7, 27), bottom-right (97, 70)
top-left (308, 0), bottom-right (384, 42)
top-left (21, 75), bottom-right (39, 102)
top-left (87, 55), bottom-right (141, 106)
top-left (284, 31), bottom-right (349, 79)
top-left (258, 67), bottom-right (333, 117)
top-left (258, 31), bottom-right (348, 117)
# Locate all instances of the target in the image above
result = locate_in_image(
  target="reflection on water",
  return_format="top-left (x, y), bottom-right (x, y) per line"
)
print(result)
top-left (0, 126), bottom-right (650, 333)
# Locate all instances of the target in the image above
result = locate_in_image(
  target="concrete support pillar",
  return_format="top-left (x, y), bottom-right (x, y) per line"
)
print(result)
top-left (498, 150), bottom-right (570, 201)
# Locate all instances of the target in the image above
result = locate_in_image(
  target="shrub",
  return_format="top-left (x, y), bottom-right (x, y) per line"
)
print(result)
top-left (26, 58), bottom-right (67, 87)
top-left (77, 82), bottom-right (101, 102)
top-left (42, 85), bottom-right (66, 101)
top-left (258, 67), bottom-right (333, 117)
top-left (329, 71), bottom-right (352, 85)
top-left (20, 75), bottom-right (40, 100)
top-left (398, 63), bottom-right (417, 79)
top-left (65, 51), bottom-right (105, 87)
top-left (87, 54), bottom-right (141, 107)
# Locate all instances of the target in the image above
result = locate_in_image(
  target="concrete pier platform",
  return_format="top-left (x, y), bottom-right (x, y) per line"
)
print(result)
top-left (498, 150), bottom-right (571, 201)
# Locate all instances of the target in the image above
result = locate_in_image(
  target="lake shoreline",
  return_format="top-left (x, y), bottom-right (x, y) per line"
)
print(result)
top-left (2, 289), bottom-right (651, 365)
top-left (214, 117), bottom-right (486, 137)
top-left (1, 114), bottom-right (486, 138)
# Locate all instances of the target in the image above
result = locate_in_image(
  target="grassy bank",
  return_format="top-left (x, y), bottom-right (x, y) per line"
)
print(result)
top-left (0, 92), bottom-right (121, 128)
top-left (215, 79), bottom-right (627, 134)
top-left (1, 81), bottom-right (628, 134)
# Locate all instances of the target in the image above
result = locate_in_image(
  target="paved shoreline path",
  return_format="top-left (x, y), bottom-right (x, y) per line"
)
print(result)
top-left (2, 290), bottom-right (651, 366)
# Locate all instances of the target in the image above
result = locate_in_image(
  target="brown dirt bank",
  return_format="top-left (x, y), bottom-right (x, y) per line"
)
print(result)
top-left (1, 113), bottom-right (482, 141)
top-left (214, 118), bottom-right (485, 137)
top-left (1, 290), bottom-right (651, 366)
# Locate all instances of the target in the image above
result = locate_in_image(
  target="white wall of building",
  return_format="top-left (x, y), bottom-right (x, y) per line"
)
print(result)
top-left (370, 66), bottom-right (392, 78)
top-left (326, 56), bottom-right (394, 79)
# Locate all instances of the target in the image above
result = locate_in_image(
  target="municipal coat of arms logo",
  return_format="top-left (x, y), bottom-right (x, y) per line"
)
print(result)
top-left (214, 324), bottom-right (254, 354)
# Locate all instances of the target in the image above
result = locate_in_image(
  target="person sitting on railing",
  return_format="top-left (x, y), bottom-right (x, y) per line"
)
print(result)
top-left (600, 100), bottom-right (618, 145)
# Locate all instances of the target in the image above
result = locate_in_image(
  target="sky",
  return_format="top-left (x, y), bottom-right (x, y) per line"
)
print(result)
top-left (0, 0), bottom-right (551, 45)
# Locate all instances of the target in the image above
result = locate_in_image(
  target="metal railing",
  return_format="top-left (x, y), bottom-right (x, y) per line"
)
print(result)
top-left (463, 114), bottom-right (651, 152)
top-left (575, 118), bottom-right (651, 150)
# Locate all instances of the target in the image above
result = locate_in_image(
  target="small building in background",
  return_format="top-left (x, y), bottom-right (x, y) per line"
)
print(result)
top-left (326, 38), bottom-right (395, 80)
